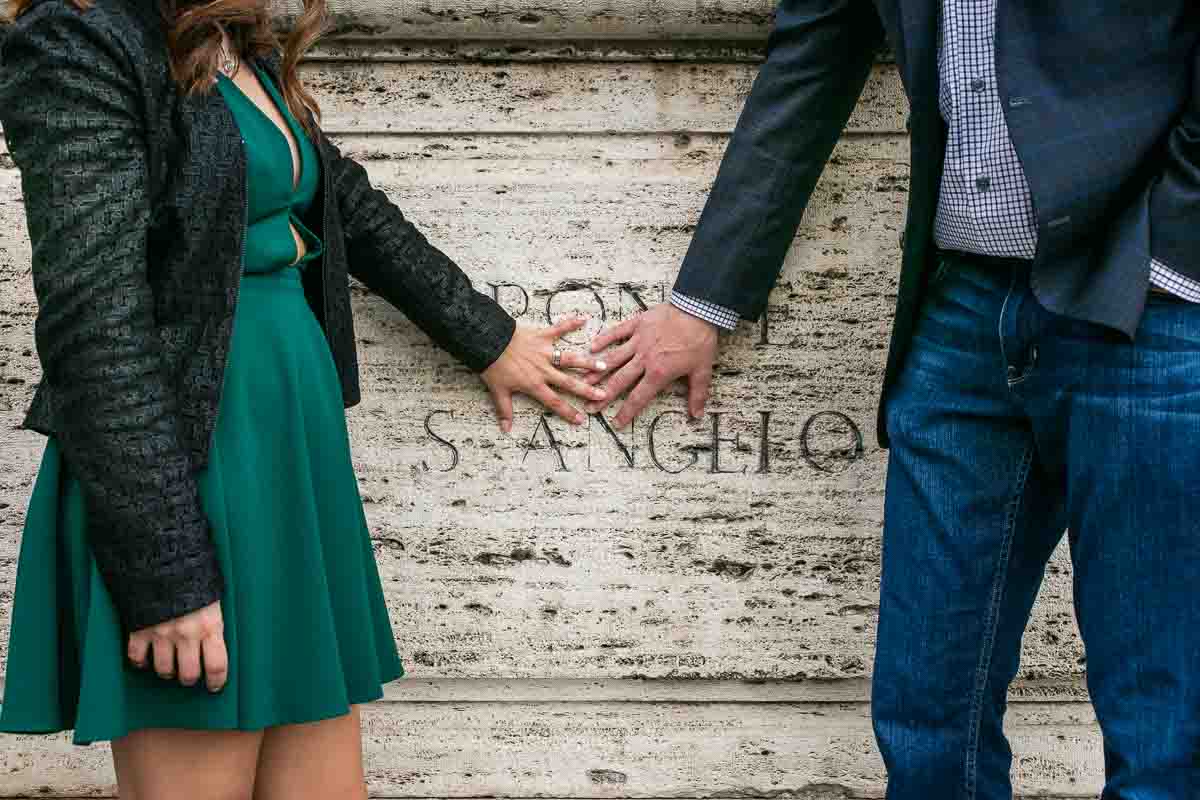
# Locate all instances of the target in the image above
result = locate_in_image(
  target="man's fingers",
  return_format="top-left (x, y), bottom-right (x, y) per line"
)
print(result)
top-left (546, 368), bottom-right (608, 403)
top-left (545, 315), bottom-right (588, 339)
top-left (584, 340), bottom-right (635, 385)
top-left (586, 355), bottom-right (644, 413)
top-left (176, 637), bottom-right (202, 687)
top-left (490, 387), bottom-right (515, 434)
top-left (614, 374), bottom-right (666, 429)
top-left (535, 386), bottom-right (586, 426)
top-left (152, 635), bottom-right (176, 680)
top-left (589, 316), bottom-right (638, 352)
top-left (688, 366), bottom-right (713, 419)
top-left (202, 634), bottom-right (229, 693)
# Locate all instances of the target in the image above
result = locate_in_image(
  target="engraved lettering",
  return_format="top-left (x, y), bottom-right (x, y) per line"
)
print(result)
top-left (648, 411), bottom-right (699, 474)
top-left (709, 411), bottom-right (748, 474)
top-left (423, 410), bottom-right (459, 472)
top-left (756, 410), bottom-right (771, 474)
top-left (619, 283), bottom-right (657, 316)
top-left (799, 410), bottom-right (864, 473)
top-left (545, 283), bottom-right (607, 326)
top-left (522, 413), bottom-right (569, 472)
top-left (488, 282), bottom-right (530, 318)
top-left (588, 413), bottom-right (635, 470)
top-left (545, 282), bottom-right (607, 346)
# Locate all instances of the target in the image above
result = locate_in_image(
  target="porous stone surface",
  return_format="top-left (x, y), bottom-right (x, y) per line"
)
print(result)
top-left (0, 6), bottom-right (1096, 796)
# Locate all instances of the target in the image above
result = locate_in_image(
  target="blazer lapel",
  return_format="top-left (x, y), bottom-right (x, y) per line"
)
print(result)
top-left (897, 0), bottom-right (940, 112)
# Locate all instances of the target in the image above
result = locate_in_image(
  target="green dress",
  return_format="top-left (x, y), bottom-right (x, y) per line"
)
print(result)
top-left (0, 64), bottom-right (403, 745)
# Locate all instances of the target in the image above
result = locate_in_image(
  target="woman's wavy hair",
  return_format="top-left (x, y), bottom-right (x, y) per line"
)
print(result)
top-left (4, 0), bottom-right (327, 137)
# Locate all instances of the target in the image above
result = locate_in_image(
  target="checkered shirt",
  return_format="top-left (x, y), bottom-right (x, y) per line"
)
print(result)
top-left (672, 0), bottom-right (1199, 330)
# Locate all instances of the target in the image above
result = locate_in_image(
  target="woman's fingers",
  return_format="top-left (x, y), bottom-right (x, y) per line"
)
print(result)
top-left (543, 315), bottom-right (589, 340)
top-left (152, 634), bottom-right (176, 680)
top-left (490, 386), bottom-right (515, 434)
top-left (590, 315), bottom-right (638, 352)
top-left (202, 633), bottom-right (229, 693)
top-left (557, 350), bottom-right (608, 372)
top-left (584, 340), bottom-right (635, 385)
top-left (125, 601), bottom-right (226, 690)
top-left (545, 367), bottom-right (608, 403)
top-left (127, 634), bottom-right (150, 669)
top-left (176, 637), bottom-right (202, 687)
top-left (534, 385), bottom-right (586, 426)
top-left (585, 355), bottom-right (644, 413)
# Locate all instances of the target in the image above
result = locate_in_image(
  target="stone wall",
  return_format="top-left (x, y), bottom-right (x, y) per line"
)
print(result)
top-left (0, 1), bottom-right (1100, 795)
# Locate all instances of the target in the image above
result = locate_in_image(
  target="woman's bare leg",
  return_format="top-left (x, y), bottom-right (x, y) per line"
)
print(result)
top-left (111, 728), bottom-right (263, 800)
top-left (252, 706), bottom-right (368, 800)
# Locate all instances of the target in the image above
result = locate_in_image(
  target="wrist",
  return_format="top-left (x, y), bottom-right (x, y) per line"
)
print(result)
top-left (668, 302), bottom-right (720, 335)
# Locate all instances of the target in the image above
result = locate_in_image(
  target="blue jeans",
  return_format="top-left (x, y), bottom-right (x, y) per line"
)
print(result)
top-left (873, 250), bottom-right (1200, 799)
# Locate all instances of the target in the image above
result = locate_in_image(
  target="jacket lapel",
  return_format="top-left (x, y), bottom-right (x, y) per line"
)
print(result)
top-left (897, 0), bottom-right (940, 112)
top-left (874, 0), bottom-right (939, 110)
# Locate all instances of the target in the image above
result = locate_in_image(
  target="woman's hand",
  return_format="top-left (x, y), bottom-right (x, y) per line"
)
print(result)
top-left (127, 600), bottom-right (228, 693)
top-left (482, 317), bottom-right (610, 433)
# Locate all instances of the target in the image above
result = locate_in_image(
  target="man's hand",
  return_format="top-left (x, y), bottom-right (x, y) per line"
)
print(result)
top-left (584, 303), bottom-right (720, 429)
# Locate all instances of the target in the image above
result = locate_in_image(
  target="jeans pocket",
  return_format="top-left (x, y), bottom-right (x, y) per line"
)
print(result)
top-left (929, 255), bottom-right (952, 289)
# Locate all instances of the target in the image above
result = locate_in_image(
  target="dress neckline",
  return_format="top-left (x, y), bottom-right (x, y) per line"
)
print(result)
top-left (217, 63), bottom-right (305, 194)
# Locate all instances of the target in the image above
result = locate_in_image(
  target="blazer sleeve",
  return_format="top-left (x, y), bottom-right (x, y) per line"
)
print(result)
top-left (0, 8), bottom-right (222, 631)
top-left (672, 0), bottom-right (886, 321)
top-left (323, 137), bottom-right (517, 373)
top-left (1149, 36), bottom-right (1200, 273)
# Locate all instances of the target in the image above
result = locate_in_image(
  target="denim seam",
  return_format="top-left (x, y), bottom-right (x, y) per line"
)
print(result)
top-left (996, 269), bottom-right (1019, 379)
top-left (963, 442), bottom-right (1035, 800)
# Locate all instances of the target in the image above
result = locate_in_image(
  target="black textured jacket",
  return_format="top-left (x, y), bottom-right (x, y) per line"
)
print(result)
top-left (0, 0), bottom-right (517, 631)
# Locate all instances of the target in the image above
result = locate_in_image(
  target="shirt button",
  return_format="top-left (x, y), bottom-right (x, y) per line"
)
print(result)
top-left (970, 78), bottom-right (985, 92)
top-left (976, 176), bottom-right (991, 191)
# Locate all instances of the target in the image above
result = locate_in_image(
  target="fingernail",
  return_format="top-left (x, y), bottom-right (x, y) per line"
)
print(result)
top-left (592, 388), bottom-right (606, 400)
top-left (501, 421), bottom-right (512, 433)
top-left (596, 360), bottom-right (607, 371)
top-left (575, 413), bottom-right (585, 424)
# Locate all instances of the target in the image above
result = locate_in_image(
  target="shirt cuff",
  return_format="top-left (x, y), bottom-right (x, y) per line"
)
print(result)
top-left (1149, 258), bottom-right (1200, 303)
top-left (669, 290), bottom-right (740, 330)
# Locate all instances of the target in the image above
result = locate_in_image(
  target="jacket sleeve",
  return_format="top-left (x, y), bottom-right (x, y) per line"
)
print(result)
top-left (323, 137), bottom-right (517, 373)
top-left (0, 8), bottom-right (222, 632)
top-left (1149, 36), bottom-right (1200, 273)
top-left (673, 0), bottom-right (886, 321)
